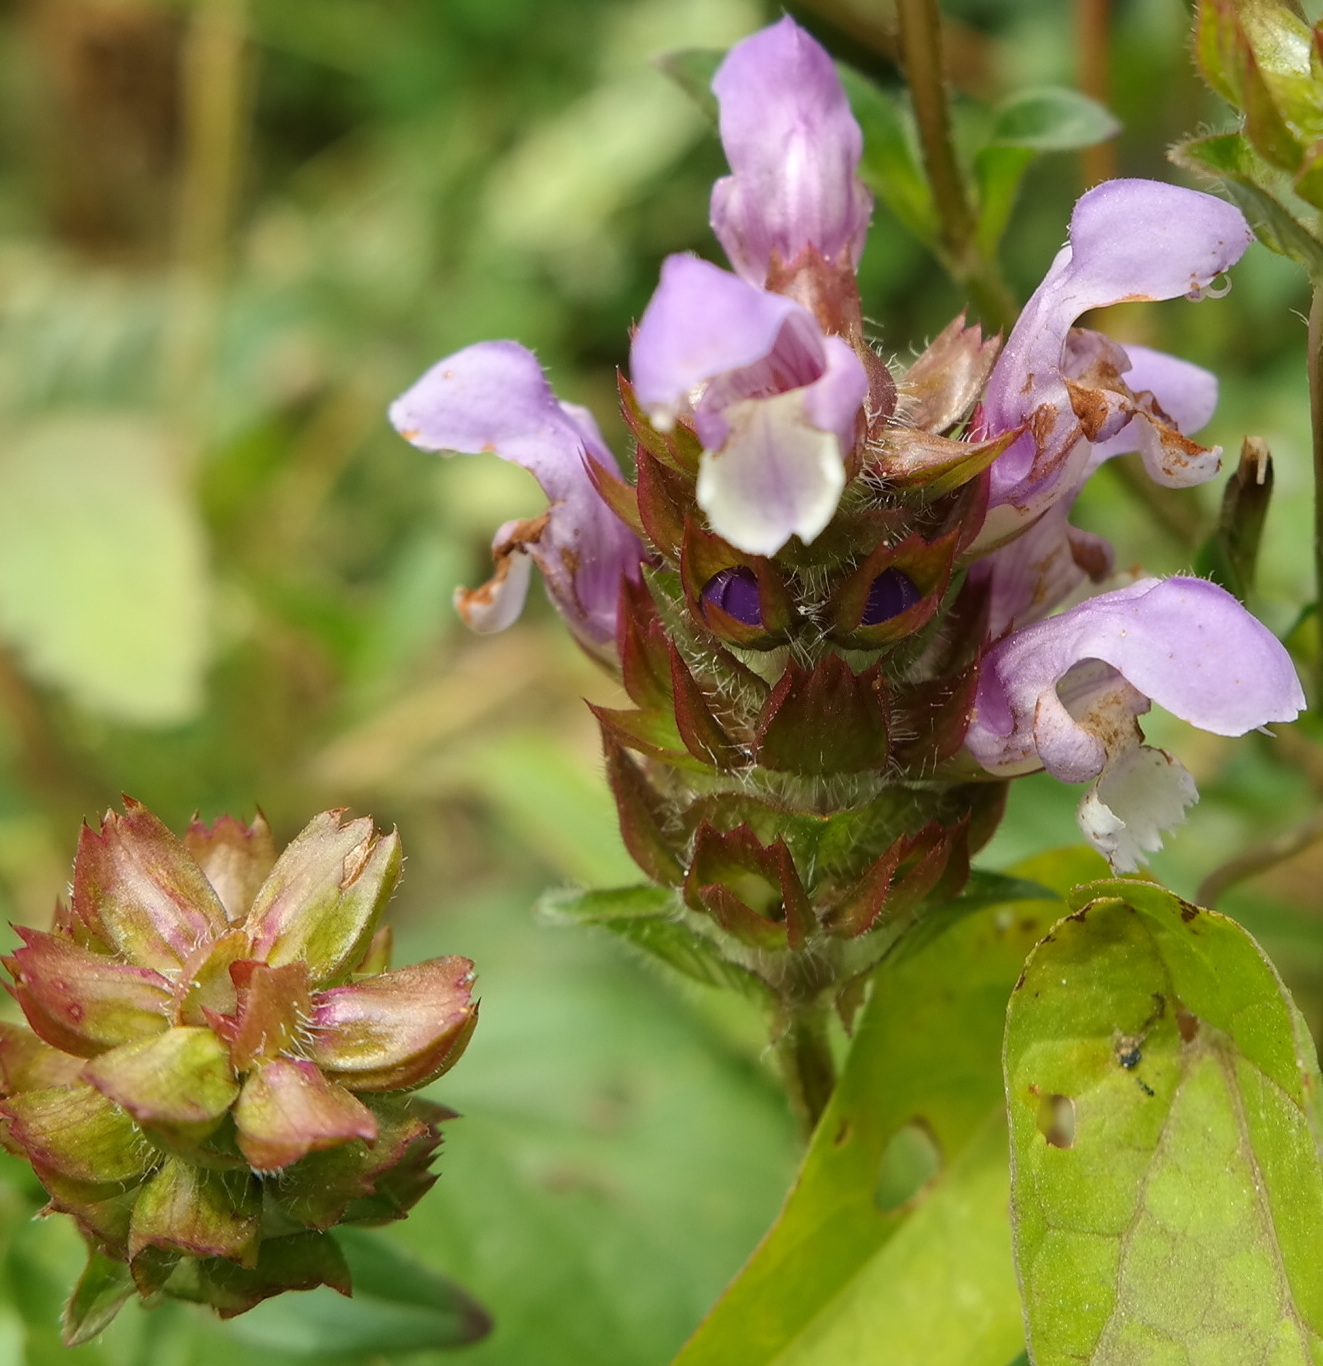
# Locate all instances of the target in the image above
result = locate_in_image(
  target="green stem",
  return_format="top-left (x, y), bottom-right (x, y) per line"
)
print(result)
top-left (774, 1004), bottom-right (837, 1139)
top-left (1310, 284), bottom-right (1323, 705)
top-left (895, 0), bottom-right (973, 261)
top-left (894, 0), bottom-right (1016, 332)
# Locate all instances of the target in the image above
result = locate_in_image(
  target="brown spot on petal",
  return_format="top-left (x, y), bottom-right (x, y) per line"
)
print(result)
top-left (1062, 378), bottom-right (1114, 440)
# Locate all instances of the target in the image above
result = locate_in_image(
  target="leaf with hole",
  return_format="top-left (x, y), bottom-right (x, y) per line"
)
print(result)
top-left (670, 847), bottom-right (1106, 1366)
top-left (1006, 878), bottom-right (1323, 1364)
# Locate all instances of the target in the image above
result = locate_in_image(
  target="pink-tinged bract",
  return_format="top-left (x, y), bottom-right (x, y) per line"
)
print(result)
top-left (0, 802), bottom-right (481, 1341)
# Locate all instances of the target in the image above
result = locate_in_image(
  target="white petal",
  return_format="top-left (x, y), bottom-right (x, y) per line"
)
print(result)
top-left (452, 520), bottom-right (536, 633)
top-left (1077, 745), bottom-right (1197, 873)
top-left (695, 391), bottom-right (846, 556)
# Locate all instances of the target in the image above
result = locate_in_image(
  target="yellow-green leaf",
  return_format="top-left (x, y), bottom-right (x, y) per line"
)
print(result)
top-left (1007, 878), bottom-right (1323, 1364)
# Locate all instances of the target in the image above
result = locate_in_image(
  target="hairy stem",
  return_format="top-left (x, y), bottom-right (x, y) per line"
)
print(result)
top-left (774, 1003), bottom-right (837, 1138)
top-left (894, 0), bottom-right (1015, 331)
top-left (895, 0), bottom-right (974, 260)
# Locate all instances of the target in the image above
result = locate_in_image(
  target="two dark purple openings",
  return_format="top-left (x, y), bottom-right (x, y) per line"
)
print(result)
top-left (700, 566), bottom-right (920, 629)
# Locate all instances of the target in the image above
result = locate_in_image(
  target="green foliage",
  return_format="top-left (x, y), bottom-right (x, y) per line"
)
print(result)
top-left (670, 849), bottom-right (1102, 1366)
top-left (0, 416), bottom-right (209, 724)
top-left (1007, 878), bottom-right (1323, 1362)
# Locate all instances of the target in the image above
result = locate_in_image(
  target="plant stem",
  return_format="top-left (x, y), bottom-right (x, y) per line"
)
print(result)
top-left (1310, 283), bottom-right (1323, 705)
top-left (1076, 0), bottom-right (1116, 186)
top-left (164, 0), bottom-right (249, 464)
top-left (1195, 807), bottom-right (1323, 907)
top-left (894, 0), bottom-right (1016, 331)
top-left (895, 0), bottom-right (974, 263)
top-left (774, 1003), bottom-right (836, 1139)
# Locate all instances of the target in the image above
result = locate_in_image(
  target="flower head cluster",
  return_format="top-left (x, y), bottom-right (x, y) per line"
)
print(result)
top-left (391, 18), bottom-right (1302, 992)
top-left (0, 801), bottom-right (476, 1334)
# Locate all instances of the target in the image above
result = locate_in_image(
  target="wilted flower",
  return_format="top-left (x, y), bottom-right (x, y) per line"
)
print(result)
top-left (0, 800), bottom-right (478, 1342)
top-left (389, 16), bottom-right (1304, 1029)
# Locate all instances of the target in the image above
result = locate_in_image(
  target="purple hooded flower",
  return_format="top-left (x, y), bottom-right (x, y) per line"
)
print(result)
top-left (390, 341), bottom-right (643, 652)
top-left (710, 15), bottom-right (872, 285)
top-left (628, 20), bottom-right (879, 558)
top-left (973, 180), bottom-right (1253, 553)
top-left (965, 578), bottom-right (1305, 870)
top-left (631, 254), bottom-right (868, 556)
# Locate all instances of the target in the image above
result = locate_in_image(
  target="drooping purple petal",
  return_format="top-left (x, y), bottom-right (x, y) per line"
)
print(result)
top-left (983, 181), bottom-right (1251, 437)
top-left (965, 576), bottom-right (1305, 782)
top-left (973, 182), bottom-right (1252, 547)
top-left (710, 17), bottom-right (872, 283)
top-left (390, 341), bottom-right (643, 649)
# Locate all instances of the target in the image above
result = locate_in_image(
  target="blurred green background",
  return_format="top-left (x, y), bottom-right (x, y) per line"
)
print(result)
top-left (0, 0), bottom-right (1316, 1361)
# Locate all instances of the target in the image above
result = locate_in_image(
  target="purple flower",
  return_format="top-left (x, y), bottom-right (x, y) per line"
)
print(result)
top-left (709, 16), bottom-right (872, 284)
top-left (631, 254), bottom-right (868, 555)
top-left (964, 578), bottom-right (1305, 870)
top-left (974, 180), bottom-right (1253, 553)
top-left (628, 20), bottom-right (880, 558)
top-left (390, 341), bottom-right (643, 652)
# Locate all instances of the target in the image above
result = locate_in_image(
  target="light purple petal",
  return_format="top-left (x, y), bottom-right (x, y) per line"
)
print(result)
top-left (710, 17), bottom-right (872, 283)
top-left (977, 182), bottom-right (1250, 532)
top-left (803, 335), bottom-right (870, 453)
top-left (973, 500), bottom-right (1114, 639)
top-left (631, 254), bottom-right (816, 427)
top-left (390, 340), bottom-right (642, 648)
top-left (984, 181), bottom-right (1251, 436)
top-left (966, 576), bottom-right (1305, 782)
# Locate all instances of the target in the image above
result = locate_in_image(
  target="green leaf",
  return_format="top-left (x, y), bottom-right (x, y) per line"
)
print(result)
top-left (0, 414), bottom-right (210, 724)
top-left (225, 1227), bottom-right (490, 1355)
top-left (838, 68), bottom-right (939, 246)
top-left (654, 47), bottom-right (721, 122)
top-left (987, 88), bottom-right (1121, 151)
top-left (972, 89), bottom-right (1118, 257)
top-left (670, 847), bottom-right (1106, 1366)
top-left (1170, 132), bottom-right (1323, 277)
top-left (62, 1250), bottom-right (134, 1347)
top-left (539, 884), bottom-right (767, 997)
top-left (1006, 877), bottom-right (1323, 1363)
top-left (974, 145), bottom-right (1036, 258)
